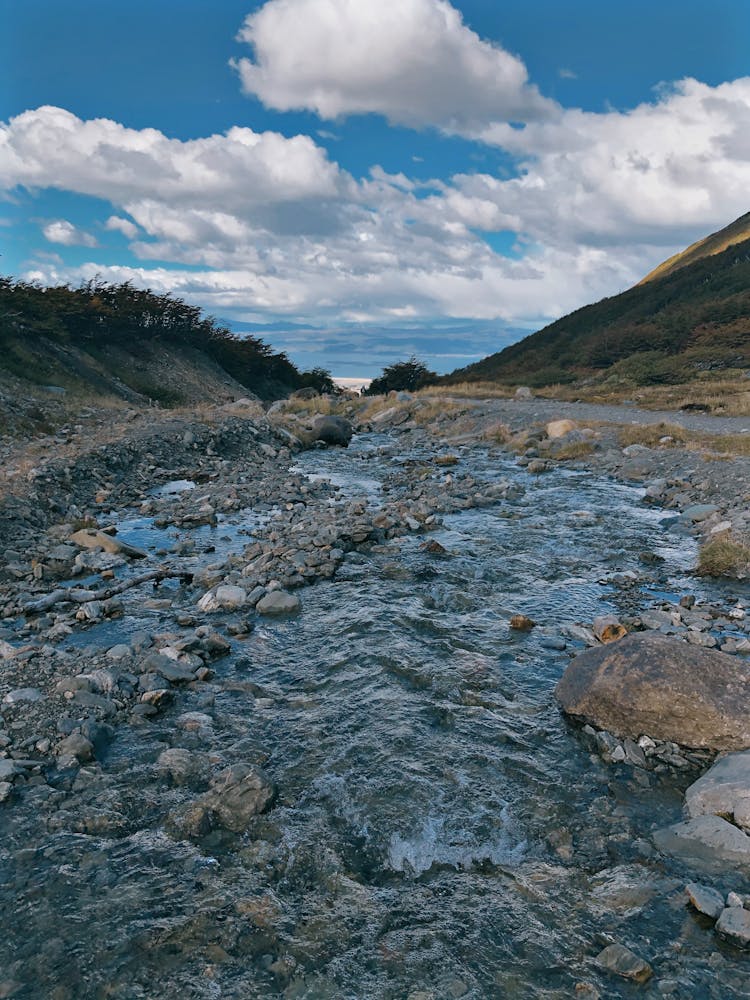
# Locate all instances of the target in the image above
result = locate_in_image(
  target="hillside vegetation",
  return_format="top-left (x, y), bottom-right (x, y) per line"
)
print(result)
top-left (0, 277), bottom-right (326, 407)
top-left (447, 217), bottom-right (750, 388)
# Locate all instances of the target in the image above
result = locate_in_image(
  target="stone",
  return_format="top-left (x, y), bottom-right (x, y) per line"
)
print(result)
top-left (2, 688), bottom-right (45, 704)
top-left (106, 644), bottom-right (132, 661)
top-left (592, 615), bottom-right (627, 644)
top-left (684, 750), bottom-right (750, 824)
top-left (685, 882), bottom-right (725, 920)
top-left (69, 528), bottom-right (147, 559)
top-left (654, 815), bottom-right (750, 867)
top-left (716, 906), bottom-right (750, 947)
top-left (312, 415), bottom-right (353, 447)
top-left (256, 590), bottom-right (301, 615)
top-left (514, 386), bottom-right (533, 399)
top-left (510, 614), bottom-right (536, 630)
top-left (555, 633), bottom-right (750, 750)
top-left (214, 584), bottom-right (247, 609)
top-left (200, 764), bottom-right (276, 832)
top-left (56, 734), bottom-right (94, 762)
top-left (546, 418), bottom-right (577, 439)
top-left (595, 943), bottom-right (652, 983)
top-left (680, 504), bottom-right (719, 524)
top-left (157, 748), bottom-right (210, 786)
top-left (0, 760), bottom-right (19, 780)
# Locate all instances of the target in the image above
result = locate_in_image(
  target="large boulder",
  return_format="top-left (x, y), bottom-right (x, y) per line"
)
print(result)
top-left (312, 415), bottom-right (353, 447)
top-left (555, 633), bottom-right (750, 750)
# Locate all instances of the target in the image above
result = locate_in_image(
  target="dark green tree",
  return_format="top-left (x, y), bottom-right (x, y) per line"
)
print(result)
top-left (364, 356), bottom-right (437, 395)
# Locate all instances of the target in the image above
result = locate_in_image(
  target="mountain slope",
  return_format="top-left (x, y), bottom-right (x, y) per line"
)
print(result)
top-left (447, 216), bottom-right (750, 387)
top-left (639, 212), bottom-right (750, 285)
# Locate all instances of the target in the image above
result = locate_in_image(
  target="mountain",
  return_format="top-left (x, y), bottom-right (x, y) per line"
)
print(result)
top-left (446, 214), bottom-right (750, 387)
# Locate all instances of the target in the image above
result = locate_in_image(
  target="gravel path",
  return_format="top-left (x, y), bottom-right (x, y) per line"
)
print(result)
top-left (447, 395), bottom-right (750, 435)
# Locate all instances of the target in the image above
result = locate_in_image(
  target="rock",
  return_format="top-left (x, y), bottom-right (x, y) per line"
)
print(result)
top-left (514, 386), bottom-right (533, 399)
top-left (592, 615), bottom-right (627, 644)
top-left (214, 584), bottom-right (247, 609)
top-left (546, 419), bottom-right (577, 438)
top-left (727, 891), bottom-right (744, 907)
top-left (595, 943), bottom-right (652, 983)
top-left (716, 906), bottom-right (750, 947)
top-left (106, 644), bottom-right (132, 661)
top-left (256, 590), bottom-right (301, 615)
top-left (0, 641), bottom-right (17, 660)
top-left (200, 764), bottom-right (276, 832)
top-left (0, 760), bottom-right (19, 781)
top-left (685, 882), bottom-right (725, 920)
top-left (555, 633), bottom-right (750, 750)
top-left (312, 415), bottom-right (353, 447)
top-left (680, 504), bottom-right (719, 524)
top-left (684, 750), bottom-right (750, 825)
top-left (69, 528), bottom-right (147, 559)
top-left (157, 748), bottom-right (210, 786)
top-left (509, 614), bottom-right (536, 630)
top-left (654, 815), bottom-right (750, 866)
top-left (56, 734), bottom-right (94, 762)
top-left (3, 688), bottom-right (45, 704)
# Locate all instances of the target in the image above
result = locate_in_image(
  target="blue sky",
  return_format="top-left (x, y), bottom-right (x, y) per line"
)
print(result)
top-left (2, 0), bottom-right (749, 377)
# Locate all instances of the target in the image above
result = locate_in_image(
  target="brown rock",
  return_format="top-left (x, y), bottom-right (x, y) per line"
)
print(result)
top-left (510, 614), bottom-right (536, 631)
top-left (555, 632), bottom-right (750, 750)
top-left (200, 763), bottom-right (276, 832)
top-left (592, 615), bottom-right (627, 644)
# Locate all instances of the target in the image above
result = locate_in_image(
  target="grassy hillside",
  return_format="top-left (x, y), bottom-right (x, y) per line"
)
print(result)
top-left (639, 211), bottom-right (750, 285)
top-left (447, 223), bottom-right (750, 388)
top-left (0, 277), bottom-right (325, 405)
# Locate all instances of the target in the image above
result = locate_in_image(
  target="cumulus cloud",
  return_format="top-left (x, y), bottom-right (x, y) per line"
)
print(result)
top-left (105, 215), bottom-right (139, 239)
top-left (441, 77), bottom-right (750, 250)
top-left (42, 219), bottom-right (98, 247)
top-left (3, 76), bottom-right (749, 340)
top-left (233, 0), bottom-right (555, 132)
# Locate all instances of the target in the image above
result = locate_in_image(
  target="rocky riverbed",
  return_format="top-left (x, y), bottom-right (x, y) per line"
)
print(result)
top-left (1, 392), bottom-right (750, 998)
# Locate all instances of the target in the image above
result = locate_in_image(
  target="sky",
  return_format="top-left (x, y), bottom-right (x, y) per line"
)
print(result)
top-left (1, 0), bottom-right (749, 379)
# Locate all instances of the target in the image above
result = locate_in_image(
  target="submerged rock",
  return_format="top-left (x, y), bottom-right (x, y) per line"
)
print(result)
top-left (555, 633), bottom-right (750, 750)
top-left (200, 764), bottom-right (276, 832)
top-left (595, 943), bottom-right (652, 983)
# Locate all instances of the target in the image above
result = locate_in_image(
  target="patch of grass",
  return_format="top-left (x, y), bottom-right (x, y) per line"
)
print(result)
top-left (618, 423), bottom-right (689, 448)
top-left (554, 440), bottom-right (597, 460)
top-left (481, 421), bottom-right (512, 444)
top-left (280, 395), bottom-right (336, 416)
top-left (697, 532), bottom-right (750, 577)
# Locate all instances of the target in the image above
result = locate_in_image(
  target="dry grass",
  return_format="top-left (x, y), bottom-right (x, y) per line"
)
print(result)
top-left (697, 532), bottom-right (750, 577)
top-left (618, 423), bottom-right (689, 448)
top-left (279, 395), bottom-right (337, 416)
top-left (615, 422), bottom-right (750, 457)
top-left (553, 440), bottom-right (597, 460)
top-left (418, 382), bottom-right (516, 400)
top-left (412, 400), bottom-right (467, 425)
top-left (538, 377), bottom-right (750, 417)
top-left (481, 421), bottom-right (512, 444)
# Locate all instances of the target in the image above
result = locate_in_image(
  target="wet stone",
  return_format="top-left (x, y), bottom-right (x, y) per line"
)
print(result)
top-left (595, 943), bottom-right (653, 983)
top-left (685, 882), bottom-right (725, 920)
top-left (716, 906), bottom-right (750, 948)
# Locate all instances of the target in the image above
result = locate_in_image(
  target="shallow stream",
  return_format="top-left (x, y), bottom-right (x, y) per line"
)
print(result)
top-left (2, 434), bottom-right (749, 998)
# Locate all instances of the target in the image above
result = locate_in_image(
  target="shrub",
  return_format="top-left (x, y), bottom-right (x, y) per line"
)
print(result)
top-left (364, 356), bottom-right (437, 395)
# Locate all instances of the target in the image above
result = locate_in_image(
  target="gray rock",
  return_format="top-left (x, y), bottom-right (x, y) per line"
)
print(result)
top-left (654, 815), bottom-right (750, 867)
top-left (684, 750), bottom-right (750, 825)
top-left (680, 504), bottom-right (719, 524)
top-left (157, 748), bottom-right (210, 786)
top-left (2, 688), bottom-right (46, 704)
top-left (256, 590), bottom-right (301, 615)
top-left (514, 386), bottom-right (533, 399)
top-left (595, 943), bottom-right (652, 983)
top-left (56, 734), bottom-right (95, 762)
top-left (685, 882), bottom-right (725, 920)
top-left (200, 763), bottom-right (276, 832)
top-left (555, 633), bottom-right (750, 751)
top-left (716, 906), bottom-right (750, 947)
top-left (0, 760), bottom-right (19, 780)
top-left (312, 415), bottom-right (353, 447)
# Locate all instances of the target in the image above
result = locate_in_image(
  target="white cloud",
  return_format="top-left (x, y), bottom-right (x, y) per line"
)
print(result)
top-left (233, 0), bottom-right (555, 132)
top-left (3, 76), bottom-right (749, 340)
top-left (105, 215), bottom-right (139, 239)
top-left (442, 77), bottom-right (750, 250)
top-left (42, 219), bottom-right (98, 247)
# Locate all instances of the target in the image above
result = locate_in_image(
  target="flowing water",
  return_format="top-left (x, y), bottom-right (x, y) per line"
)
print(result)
top-left (2, 434), bottom-right (749, 999)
